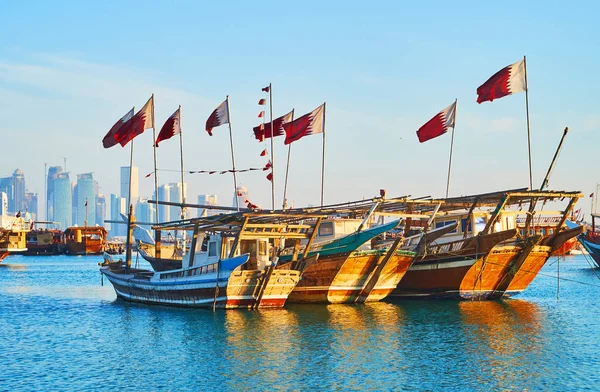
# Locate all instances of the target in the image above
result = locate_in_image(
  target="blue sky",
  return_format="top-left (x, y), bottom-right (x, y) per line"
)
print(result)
top-left (1, 1), bottom-right (599, 213)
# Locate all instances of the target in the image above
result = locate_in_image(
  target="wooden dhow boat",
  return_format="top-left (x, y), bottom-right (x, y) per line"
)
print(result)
top-left (101, 210), bottom-right (326, 309)
top-left (23, 229), bottom-right (65, 256)
top-left (575, 215), bottom-right (600, 267)
top-left (64, 226), bottom-right (108, 255)
top-left (134, 226), bottom-right (184, 271)
top-left (0, 215), bottom-right (29, 260)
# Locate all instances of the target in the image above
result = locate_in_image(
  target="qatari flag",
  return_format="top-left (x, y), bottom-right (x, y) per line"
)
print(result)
top-left (103, 108), bottom-right (134, 148)
top-left (205, 99), bottom-right (229, 136)
top-left (253, 110), bottom-right (294, 141)
top-left (477, 59), bottom-right (526, 103)
top-left (283, 104), bottom-right (324, 145)
top-left (416, 101), bottom-right (457, 143)
top-left (155, 107), bottom-right (181, 147)
top-left (114, 95), bottom-right (154, 147)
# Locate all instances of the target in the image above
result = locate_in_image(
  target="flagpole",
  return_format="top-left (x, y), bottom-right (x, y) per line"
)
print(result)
top-left (445, 99), bottom-right (457, 199)
top-left (321, 102), bottom-right (326, 207)
top-left (269, 83), bottom-right (275, 210)
top-left (178, 105), bottom-right (185, 219)
top-left (226, 96), bottom-right (239, 211)
top-left (125, 106), bottom-right (135, 267)
top-left (282, 109), bottom-right (295, 209)
top-left (151, 94), bottom-right (161, 258)
top-left (524, 55), bottom-right (533, 190)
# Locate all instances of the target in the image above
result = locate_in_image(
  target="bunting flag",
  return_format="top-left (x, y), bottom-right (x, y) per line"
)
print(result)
top-left (260, 149), bottom-right (267, 156)
top-left (205, 99), bottom-right (229, 136)
top-left (103, 108), bottom-right (134, 148)
top-left (266, 172), bottom-right (273, 182)
top-left (113, 96), bottom-right (154, 147)
top-left (253, 110), bottom-right (294, 141)
top-left (283, 104), bottom-right (324, 145)
top-left (245, 199), bottom-right (259, 209)
top-left (263, 161), bottom-right (272, 171)
top-left (416, 101), bottom-right (457, 143)
top-left (477, 59), bottom-right (526, 104)
top-left (155, 107), bottom-right (181, 147)
top-left (258, 98), bottom-right (266, 105)
top-left (258, 111), bottom-right (265, 118)
top-left (262, 86), bottom-right (270, 93)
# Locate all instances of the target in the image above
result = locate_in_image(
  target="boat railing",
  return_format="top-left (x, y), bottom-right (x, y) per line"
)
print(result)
top-left (426, 237), bottom-right (467, 254)
top-left (159, 262), bottom-right (219, 280)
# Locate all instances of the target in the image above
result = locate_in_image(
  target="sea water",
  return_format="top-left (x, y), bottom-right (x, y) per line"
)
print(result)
top-left (1, 254), bottom-right (599, 391)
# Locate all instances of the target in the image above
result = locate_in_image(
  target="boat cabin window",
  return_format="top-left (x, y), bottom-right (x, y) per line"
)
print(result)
top-left (208, 241), bottom-right (217, 257)
top-left (318, 222), bottom-right (334, 237)
top-left (259, 241), bottom-right (267, 256)
top-left (435, 220), bottom-right (457, 233)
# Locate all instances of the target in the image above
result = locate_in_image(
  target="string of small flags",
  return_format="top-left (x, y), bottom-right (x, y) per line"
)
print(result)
top-left (144, 166), bottom-right (272, 178)
top-left (258, 85), bottom-right (272, 182)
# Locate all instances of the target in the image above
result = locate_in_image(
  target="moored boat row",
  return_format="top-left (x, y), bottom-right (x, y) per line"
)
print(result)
top-left (100, 188), bottom-right (583, 310)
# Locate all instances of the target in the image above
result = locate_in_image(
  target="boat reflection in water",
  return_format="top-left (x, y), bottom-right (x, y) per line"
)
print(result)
top-left (458, 300), bottom-right (546, 390)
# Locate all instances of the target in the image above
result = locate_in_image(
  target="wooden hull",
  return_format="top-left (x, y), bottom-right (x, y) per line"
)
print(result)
top-left (502, 245), bottom-right (551, 297)
top-left (287, 250), bottom-right (414, 304)
top-left (65, 242), bottom-right (104, 255)
top-left (23, 243), bottom-right (65, 256)
top-left (390, 229), bottom-right (519, 300)
top-left (101, 261), bottom-right (299, 309)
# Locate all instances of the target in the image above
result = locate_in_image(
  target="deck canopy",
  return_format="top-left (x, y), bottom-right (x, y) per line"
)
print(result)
top-left (151, 188), bottom-right (584, 234)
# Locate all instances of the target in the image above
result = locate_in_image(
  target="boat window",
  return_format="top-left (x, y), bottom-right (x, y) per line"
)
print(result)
top-left (319, 222), bottom-right (334, 237)
top-left (549, 228), bottom-right (554, 234)
top-left (460, 218), bottom-right (470, 233)
top-left (475, 217), bottom-right (486, 232)
top-left (435, 220), bottom-right (457, 233)
top-left (208, 242), bottom-right (217, 257)
top-left (259, 241), bottom-right (267, 256)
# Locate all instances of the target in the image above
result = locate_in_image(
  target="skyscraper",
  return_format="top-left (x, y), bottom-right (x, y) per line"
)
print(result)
top-left (96, 195), bottom-right (106, 227)
top-left (47, 166), bottom-right (63, 221)
top-left (53, 172), bottom-right (72, 229)
top-left (120, 166), bottom-right (139, 207)
top-left (135, 199), bottom-right (155, 231)
top-left (168, 182), bottom-right (187, 221)
top-left (110, 194), bottom-right (127, 237)
top-left (156, 184), bottom-right (171, 223)
top-left (12, 169), bottom-right (26, 213)
top-left (75, 173), bottom-right (96, 226)
top-left (0, 177), bottom-right (14, 213)
top-left (198, 194), bottom-right (218, 217)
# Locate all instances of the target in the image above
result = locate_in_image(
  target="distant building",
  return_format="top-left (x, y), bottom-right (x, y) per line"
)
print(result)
top-left (75, 173), bottom-right (96, 226)
top-left (12, 169), bottom-right (26, 213)
top-left (120, 166), bottom-right (139, 207)
top-left (0, 177), bottom-right (14, 213)
top-left (156, 184), bottom-right (171, 223)
top-left (233, 186), bottom-right (249, 209)
top-left (24, 192), bottom-right (37, 220)
top-left (169, 182), bottom-right (187, 221)
top-left (47, 166), bottom-right (63, 221)
top-left (135, 199), bottom-right (155, 232)
top-left (96, 195), bottom-right (106, 228)
top-left (0, 192), bottom-right (7, 216)
top-left (53, 172), bottom-right (72, 229)
top-left (198, 194), bottom-right (218, 217)
top-left (110, 194), bottom-right (127, 237)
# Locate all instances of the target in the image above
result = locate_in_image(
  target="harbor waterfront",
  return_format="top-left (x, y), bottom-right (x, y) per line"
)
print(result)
top-left (1, 254), bottom-right (599, 390)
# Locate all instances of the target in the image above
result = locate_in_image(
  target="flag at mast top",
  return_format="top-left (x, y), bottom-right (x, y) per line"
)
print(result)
top-left (102, 96), bottom-right (154, 148)
top-left (283, 103), bottom-right (325, 145)
top-left (477, 58), bottom-right (526, 103)
top-left (155, 107), bottom-right (181, 147)
top-left (205, 99), bottom-right (229, 136)
top-left (416, 100), bottom-right (457, 143)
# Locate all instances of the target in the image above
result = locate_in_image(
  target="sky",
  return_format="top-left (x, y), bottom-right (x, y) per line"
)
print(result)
top-left (1, 0), bottom-right (599, 216)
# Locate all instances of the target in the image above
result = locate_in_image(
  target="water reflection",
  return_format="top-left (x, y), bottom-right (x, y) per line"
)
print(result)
top-left (459, 300), bottom-right (546, 390)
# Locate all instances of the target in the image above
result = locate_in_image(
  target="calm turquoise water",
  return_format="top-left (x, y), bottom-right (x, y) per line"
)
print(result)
top-left (1, 254), bottom-right (600, 391)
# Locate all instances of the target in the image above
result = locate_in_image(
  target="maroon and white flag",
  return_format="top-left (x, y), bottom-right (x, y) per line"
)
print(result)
top-left (113, 96), bottom-right (154, 147)
top-left (155, 107), bottom-right (181, 147)
top-left (262, 86), bottom-right (270, 93)
top-left (205, 99), bottom-right (229, 136)
top-left (258, 98), bottom-right (266, 105)
top-left (103, 108), bottom-right (134, 148)
top-left (416, 101), bottom-right (457, 143)
top-left (253, 110), bottom-right (294, 141)
top-left (283, 104), bottom-right (324, 145)
top-left (477, 59), bottom-right (526, 103)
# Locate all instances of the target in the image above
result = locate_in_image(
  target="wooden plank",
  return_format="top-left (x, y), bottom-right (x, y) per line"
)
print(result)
top-left (356, 236), bottom-right (404, 304)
